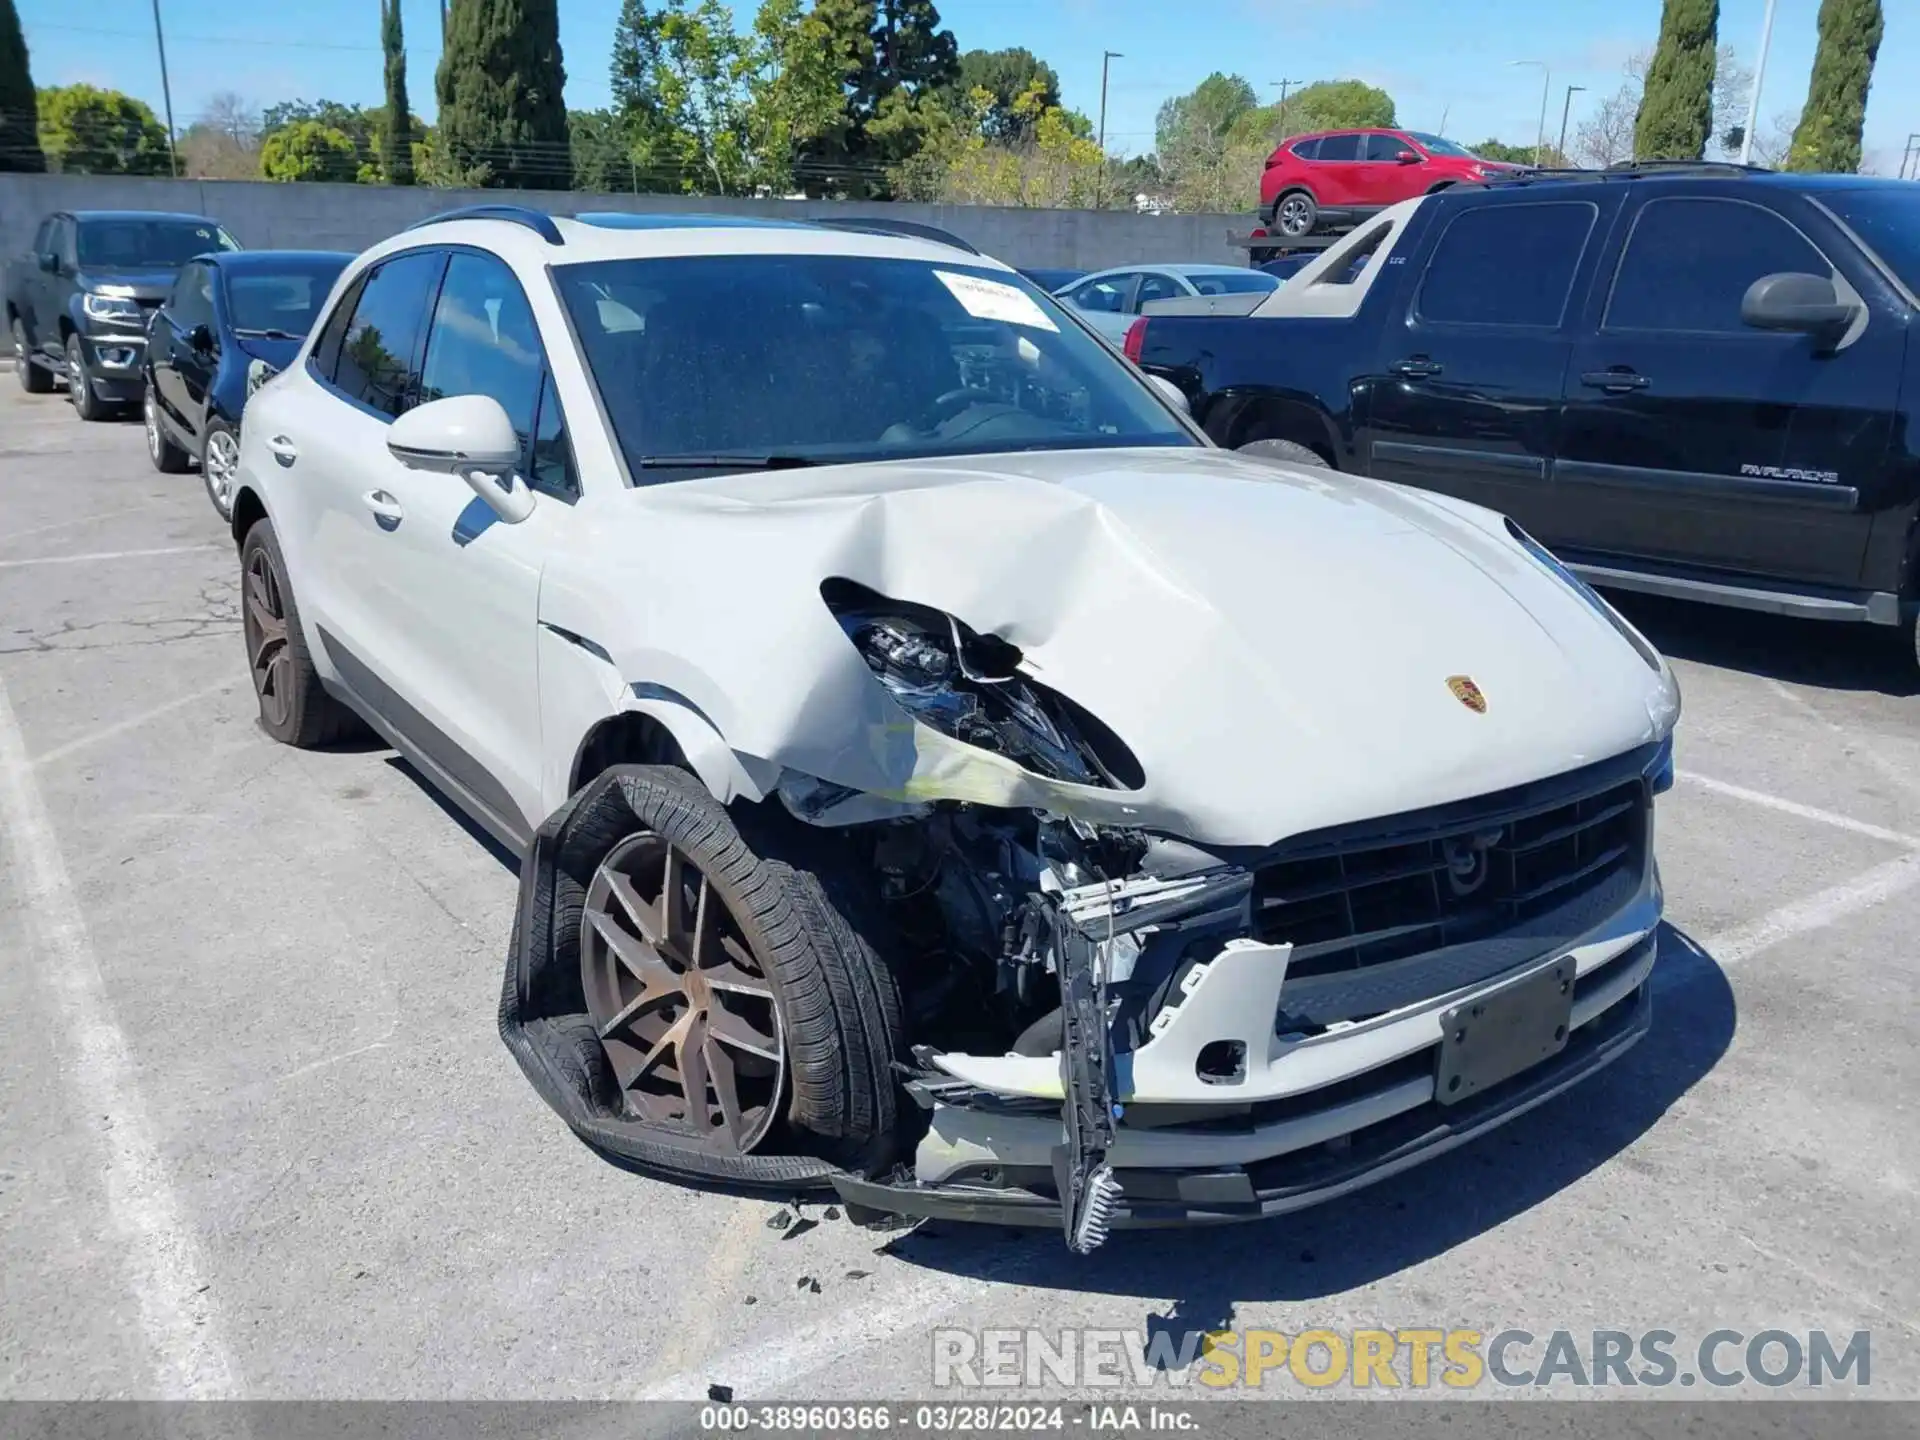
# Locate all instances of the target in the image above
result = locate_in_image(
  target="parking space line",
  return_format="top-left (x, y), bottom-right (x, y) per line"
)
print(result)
top-left (0, 506), bottom-right (156, 546)
top-left (1764, 677), bottom-right (1920, 806)
top-left (1697, 850), bottom-right (1920, 971)
top-left (1676, 769), bottom-right (1920, 849)
top-left (0, 674), bottom-right (239, 1398)
top-left (0, 545), bottom-right (221, 570)
top-left (31, 677), bottom-right (245, 769)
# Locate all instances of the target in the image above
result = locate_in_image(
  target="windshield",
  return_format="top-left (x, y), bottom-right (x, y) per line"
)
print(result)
top-left (1816, 188), bottom-right (1920, 292)
top-left (1405, 132), bottom-right (1477, 159)
top-left (555, 254), bottom-right (1197, 478)
top-left (1185, 271), bottom-right (1279, 296)
top-left (222, 260), bottom-right (348, 336)
top-left (77, 219), bottom-right (239, 269)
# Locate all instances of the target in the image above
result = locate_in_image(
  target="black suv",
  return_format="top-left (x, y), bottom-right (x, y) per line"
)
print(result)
top-left (7, 210), bottom-right (240, 420)
top-left (1130, 167), bottom-right (1920, 665)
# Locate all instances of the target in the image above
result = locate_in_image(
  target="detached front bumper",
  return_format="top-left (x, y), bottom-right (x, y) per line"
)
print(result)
top-left (836, 932), bottom-right (1656, 1229)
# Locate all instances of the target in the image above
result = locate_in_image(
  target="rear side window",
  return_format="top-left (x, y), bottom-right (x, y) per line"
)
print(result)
top-left (1316, 134), bottom-right (1360, 162)
top-left (330, 250), bottom-right (445, 418)
top-left (310, 273), bottom-right (368, 384)
top-left (1290, 138), bottom-right (1322, 160)
top-left (1605, 197), bottom-right (1831, 334)
top-left (418, 251), bottom-right (544, 453)
top-left (1416, 201), bottom-right (1598, 328)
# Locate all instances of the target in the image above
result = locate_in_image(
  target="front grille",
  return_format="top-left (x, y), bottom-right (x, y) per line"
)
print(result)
top-left (1253, 764), bottom-right (1651, 1026)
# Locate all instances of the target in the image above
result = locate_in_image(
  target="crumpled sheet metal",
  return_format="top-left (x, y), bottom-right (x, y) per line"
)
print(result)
top-left (541, 446), bottom-right (1676, 848)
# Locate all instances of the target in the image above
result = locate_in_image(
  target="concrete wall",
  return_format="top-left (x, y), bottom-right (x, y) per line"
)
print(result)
top-left (0, 173), bottom-right (1247, 272)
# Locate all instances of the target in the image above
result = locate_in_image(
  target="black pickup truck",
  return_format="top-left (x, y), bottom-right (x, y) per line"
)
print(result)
top-left (1129, 167), bottom-right (1920, 665)
top-left (7, 209), bottom-right (239, 420)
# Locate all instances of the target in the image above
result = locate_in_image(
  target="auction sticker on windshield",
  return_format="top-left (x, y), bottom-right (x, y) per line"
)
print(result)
top-left (935, 270), bottom-right (1060, 332)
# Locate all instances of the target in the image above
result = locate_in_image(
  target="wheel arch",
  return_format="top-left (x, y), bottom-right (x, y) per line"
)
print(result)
top-left (229, 483), bottom-right (268, 547)
top-left (566, 695), bottom-right (774, 808)
top-left (1224, 393), bottom-right (1342, 467)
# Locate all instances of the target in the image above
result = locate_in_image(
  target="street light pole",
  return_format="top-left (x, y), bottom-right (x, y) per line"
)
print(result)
top-left (1097, 50), bottom-right (1123, 153)
top-left (1509, 60), bottom-right (1550, 167)
top-left (1557, 84), bottom-right (1586, 164)
top-left (1740, 0), bottom-right (1779, 164)
top-left (150, 0), bottom-right (179, 177)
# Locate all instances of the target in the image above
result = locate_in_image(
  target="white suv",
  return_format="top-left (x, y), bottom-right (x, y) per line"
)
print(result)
top-left (230, 207), bottom-right (1681, 1251)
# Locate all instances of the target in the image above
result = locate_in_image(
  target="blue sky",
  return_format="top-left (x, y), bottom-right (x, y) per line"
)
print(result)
top-left (17, 0), bottom-right (1918, 173)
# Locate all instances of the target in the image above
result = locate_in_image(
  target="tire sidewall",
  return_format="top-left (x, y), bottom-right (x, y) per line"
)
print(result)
top-left (65, 334), bottom-right (100, 420)
top-left (1275, 190), bottom-right (1318, 237)
top-left (201, 420), bottom-right (237, 518)
top-left (239, 519), bottom-right (306, 744)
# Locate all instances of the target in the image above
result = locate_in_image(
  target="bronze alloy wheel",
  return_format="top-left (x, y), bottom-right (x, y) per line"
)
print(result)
top-left (581, 831), bottom-right (787, 1151)
top-left (242, 546), bottom-right (294, 730)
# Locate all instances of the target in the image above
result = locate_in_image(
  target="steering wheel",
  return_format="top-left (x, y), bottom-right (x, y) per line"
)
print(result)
top-left (915, 387), bottom-right (992, 432)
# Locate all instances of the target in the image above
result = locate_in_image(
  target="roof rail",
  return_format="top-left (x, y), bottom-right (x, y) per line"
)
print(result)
top-left (806, 215), bottom-right (982, 255)
top-left (406, 205), bottom-right (564, 245)
top-left (1482, 159), bottom-right (1775, 189)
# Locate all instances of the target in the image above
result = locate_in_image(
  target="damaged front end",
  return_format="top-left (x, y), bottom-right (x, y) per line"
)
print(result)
top-left (504, 574), bottom-right (1668, 1254)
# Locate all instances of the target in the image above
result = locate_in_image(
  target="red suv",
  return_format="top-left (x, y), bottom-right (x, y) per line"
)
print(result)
top-left (1259, 129), bottom-right (1523, 237)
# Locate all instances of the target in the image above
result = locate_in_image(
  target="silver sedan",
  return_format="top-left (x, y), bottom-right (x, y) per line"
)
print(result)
top-left (1054, 263), bottom-right (1279, 343)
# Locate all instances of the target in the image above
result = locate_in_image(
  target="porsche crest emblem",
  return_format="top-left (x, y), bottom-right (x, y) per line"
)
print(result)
top-left (1447, 675), bottom-right (1488, 713)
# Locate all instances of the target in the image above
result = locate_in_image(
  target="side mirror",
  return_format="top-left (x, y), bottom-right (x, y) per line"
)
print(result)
top-left (37, 251), bottom-right (59, 274)
top-left (1395, 149), bottom-right (1422, 164)
top-left (187, 323), bottom-right (215, 354)
top-left (1147, 373), bottom-right (1190, 415)
top-left (387, 394), bottom-right (536, 524)
top-left (1741, 271), bottom-right (1860, 349)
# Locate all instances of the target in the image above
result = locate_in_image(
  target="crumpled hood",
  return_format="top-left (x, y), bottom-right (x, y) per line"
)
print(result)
top-left (546, 448), bottom-right (1676, 847)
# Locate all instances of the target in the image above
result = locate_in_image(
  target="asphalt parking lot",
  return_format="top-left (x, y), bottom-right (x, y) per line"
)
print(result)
top-left (2, 377), bottom-right (1917, 1406)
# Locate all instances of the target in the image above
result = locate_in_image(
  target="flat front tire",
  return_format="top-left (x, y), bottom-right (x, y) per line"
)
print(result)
top-left (576, 766), bottom-right (905, 1170)
top-left (238, 519), bottom-right (362, 747)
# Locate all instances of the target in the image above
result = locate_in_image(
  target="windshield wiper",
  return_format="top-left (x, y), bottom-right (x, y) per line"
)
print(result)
top-left (235, 327), bottom-right (301, 340)
top-left (630, 454), bottom-right (821, 470)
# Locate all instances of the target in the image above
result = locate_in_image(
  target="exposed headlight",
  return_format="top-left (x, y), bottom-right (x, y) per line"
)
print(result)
top-left (82, 293), bottom-right (144, 324)
top-left (1506, 519), bottom-right (1665, 674)
top-left (822, 579), bottom-right (1144, 790)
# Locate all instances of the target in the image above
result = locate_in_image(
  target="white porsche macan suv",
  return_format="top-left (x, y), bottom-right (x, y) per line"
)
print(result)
top-left (229, 206), bottom-right (1681, 1251)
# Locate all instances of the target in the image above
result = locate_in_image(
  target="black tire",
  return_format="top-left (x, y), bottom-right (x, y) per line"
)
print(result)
top-left (12, 318), bottom-right (53, 393)
top-left (579, 766), bottom-right (906, 1173)
top-left (238, 519), bottom-right (363, 747)
top-left (1271, 189), bottom-right (1318, 238)
top-left (65, 333), bottom-right (108, 422)
top-left (1239, 436), bottom-right (1330, 469)
top-left (144, 385), bottom-right (191, 474)
top-left (200, 417), bottom-right (240, 518)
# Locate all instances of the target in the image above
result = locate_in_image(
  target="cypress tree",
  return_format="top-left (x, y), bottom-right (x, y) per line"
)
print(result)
top-left (0, 0), bottom-right (45, 172)
top-left (381, 0), bottom-right (415, 184)
top-left (435, 0), bottom-right (570, 190)
top-left (1634, 0), bottom-right (1718, 161)
top-left (1786, 0), bottom-right (1883, 173)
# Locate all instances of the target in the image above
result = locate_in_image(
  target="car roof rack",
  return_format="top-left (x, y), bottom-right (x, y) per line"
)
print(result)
top-left (1482, 159), bottom-right (1775, 188)
top-left (406, 205), bottom-right (564, 245)
top-left (806, 215), bottom-right (982, 255)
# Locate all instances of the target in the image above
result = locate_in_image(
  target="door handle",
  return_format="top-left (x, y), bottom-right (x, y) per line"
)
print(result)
top-left (361, 489), bottom-right (404, 529)
top-left (1580, 370), bottom-right (1651, 393)
top-left (266, 434), bottom-right (299, 466)
top-left (1389, 358), bottom-right (1444, 378)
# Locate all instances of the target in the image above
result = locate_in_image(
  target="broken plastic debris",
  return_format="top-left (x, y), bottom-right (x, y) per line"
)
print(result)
top-left (708, 1384), bottom-right (734, 1402)
top-left (766, 1209), bottom-right (793, 1231)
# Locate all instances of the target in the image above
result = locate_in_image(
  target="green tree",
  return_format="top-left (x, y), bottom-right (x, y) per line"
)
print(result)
top-left (1786, 0), bottom-right (1882, 173)
top-left (436, 0), bottom-right (571, 190)
top-left (1634, 0), bottom-right (1718, 160)
top-left (1270, 79), bottom-right (1396, 138)
top-left (381, 0), bottom-right (415, 183)
top-left (259, 120), bottom-right (360, 182)
top-left (1153, 73), bottom-right (1258, 211)
top-left (796, 0), bottom-right (958, 197)
top-left (35, 85), bottom-right (170, 174)
top-left (950, 47), bottom-right (1058, 144)
top-left (569, 106), bottom-right (632, 191)
top-left (0, 0), bottom-right (44, 172)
